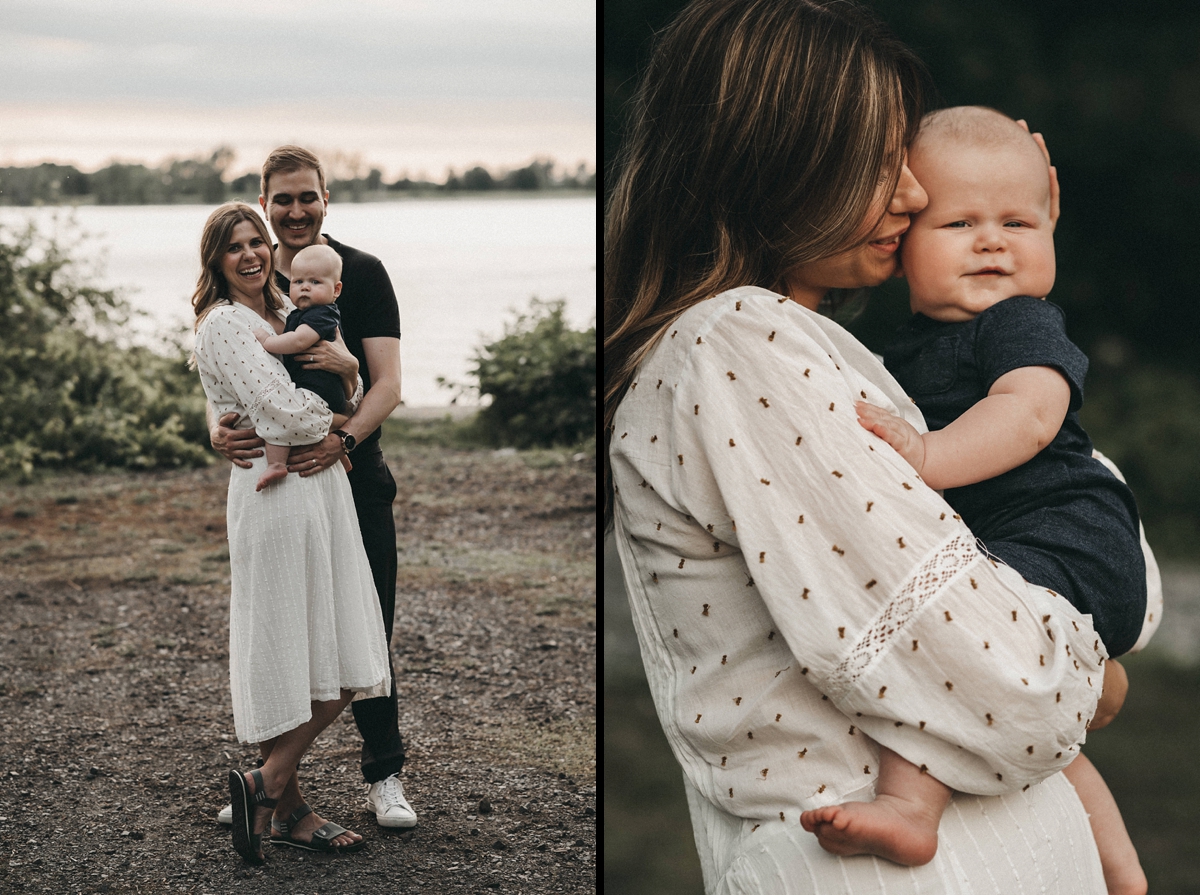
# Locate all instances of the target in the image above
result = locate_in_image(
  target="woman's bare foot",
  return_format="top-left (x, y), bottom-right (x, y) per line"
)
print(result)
top-left (800, 795), bottom-right (941, 866)
top-left (277, 807), bottom-right (363, 850)
top-left (256, 463), bottom-right (288, 492)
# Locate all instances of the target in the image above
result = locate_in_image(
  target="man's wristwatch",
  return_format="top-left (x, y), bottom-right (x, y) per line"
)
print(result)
top-left (333, 429), bottom-right (357, 453)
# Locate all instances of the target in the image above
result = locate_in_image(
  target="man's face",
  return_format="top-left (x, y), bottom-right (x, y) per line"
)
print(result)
top-left (260, 167), bottom-right (327, 253)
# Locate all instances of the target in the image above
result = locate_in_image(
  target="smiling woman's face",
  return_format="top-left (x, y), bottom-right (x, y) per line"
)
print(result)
top-left (786, 159), bottom-right (928, 311)
top-left (220, 220), bottom-right (272, 303)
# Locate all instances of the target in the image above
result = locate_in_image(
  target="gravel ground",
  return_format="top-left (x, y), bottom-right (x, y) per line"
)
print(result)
top-left (0, 439), bottom-right (596, 894)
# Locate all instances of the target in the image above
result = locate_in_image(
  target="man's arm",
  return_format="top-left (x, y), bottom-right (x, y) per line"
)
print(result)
top-left (207, 404), bottom-right (265, 468)
top-left (857, 365), bottom-right (1070, 490)
top-left (287, 336), bottom-right (401, 475)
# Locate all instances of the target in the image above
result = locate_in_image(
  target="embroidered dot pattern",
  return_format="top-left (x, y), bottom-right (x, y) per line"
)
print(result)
top-left (608, 290), bottom-right (1106, 822)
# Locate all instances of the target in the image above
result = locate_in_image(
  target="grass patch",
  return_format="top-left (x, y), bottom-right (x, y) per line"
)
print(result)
top-left (496, 715), bottom-right (596, 781)
top-left (378, 414), bottom-right (486, 451)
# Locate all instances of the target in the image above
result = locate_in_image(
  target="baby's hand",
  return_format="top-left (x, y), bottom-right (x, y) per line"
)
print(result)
top-left (253, 329), bottom-right (272, 345)
top-left (856, 401), bottom-right (926, 475)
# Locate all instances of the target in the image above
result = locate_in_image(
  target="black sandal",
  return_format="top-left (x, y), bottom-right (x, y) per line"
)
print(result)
top-left (269, 803), bottom-right (366, 853)
top-left (229, 768), bottom-right (278, 865)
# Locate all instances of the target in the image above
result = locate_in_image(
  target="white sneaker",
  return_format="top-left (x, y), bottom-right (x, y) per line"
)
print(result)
top-left (366, 774), bottom-right (418, 828)
top-left (217, 803), bottom-right (233, 825)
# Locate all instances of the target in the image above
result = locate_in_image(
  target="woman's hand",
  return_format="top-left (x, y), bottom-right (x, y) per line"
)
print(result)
top-left (210, 411), bottom-right (265, 468)
top-left (856, 401), bottom-right (926, 475)
top-left (1087, 658), bottom-right (1128, 731)
top-left (286, 433), bottom-right (345, 477)
top-left (1016, 119), bottom-right (1060, 231)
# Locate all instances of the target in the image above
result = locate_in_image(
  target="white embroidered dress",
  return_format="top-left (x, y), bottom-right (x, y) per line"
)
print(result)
top-left (194, 302), bottom-right (390, 744)
top-left (611, 287), bottom-right (1161, 894)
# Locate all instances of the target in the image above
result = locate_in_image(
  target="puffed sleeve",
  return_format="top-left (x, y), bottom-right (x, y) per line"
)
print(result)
top-left (974, 297), bottom-right (1088, 411)
top-left (195, 305), bottom-right (333, 445)
top-left (669, 296), bottom-right (1105, 795)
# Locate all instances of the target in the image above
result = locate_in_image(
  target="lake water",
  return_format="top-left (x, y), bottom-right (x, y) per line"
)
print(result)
top-left (0, 196), bottom-right (596, 407)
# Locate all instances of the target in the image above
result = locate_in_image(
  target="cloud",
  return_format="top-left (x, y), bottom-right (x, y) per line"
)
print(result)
top-left (1, 0), bottom-right (596, 104)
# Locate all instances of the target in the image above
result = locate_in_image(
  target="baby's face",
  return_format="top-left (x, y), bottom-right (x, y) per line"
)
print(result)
top-left (900, 140), bottom-right (1055, 322)
top-left (289, 256), bottom-right (341, 310)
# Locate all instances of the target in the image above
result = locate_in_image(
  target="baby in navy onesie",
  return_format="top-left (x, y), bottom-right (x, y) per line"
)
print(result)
top-left (254, 243), bottom-right (350, 491)
top-left (802, 106), bottom-right (1149, 895)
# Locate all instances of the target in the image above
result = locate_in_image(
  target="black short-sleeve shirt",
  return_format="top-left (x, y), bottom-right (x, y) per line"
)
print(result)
top-left (275, 234), bottom-right (401, 449)
top-left (280, 303), bottom-right (346, 413)
top-left (884, 296), bottom-right (1146, 655)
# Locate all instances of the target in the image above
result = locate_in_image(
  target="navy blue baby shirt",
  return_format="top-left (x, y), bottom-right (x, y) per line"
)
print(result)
top-left (883, 296), bottom-right (1146, 655)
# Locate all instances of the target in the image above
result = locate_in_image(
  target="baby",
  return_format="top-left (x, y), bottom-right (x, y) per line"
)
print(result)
top-left (802, 107), bottom-right (1148, 895)
top-left (253, 244), bottom-right (351, 491)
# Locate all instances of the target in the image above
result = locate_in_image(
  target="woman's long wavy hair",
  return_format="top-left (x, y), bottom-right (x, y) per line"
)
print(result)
top-left (603, 0), bottom-right (928, 532)
top-left (191, 203), bottom-right (284, 334)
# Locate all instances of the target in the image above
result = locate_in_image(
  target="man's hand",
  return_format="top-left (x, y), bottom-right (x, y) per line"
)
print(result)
top-left (298, 328), bottom-right (358, 378)
top-left (1088, 658), bottom-right (1128, 731)
top-left (856, 401), bottom-right (926, 475)
top-left (287, 433), bottom-right (345, 477)
top-left (210, 411), bottom-right (265, 468)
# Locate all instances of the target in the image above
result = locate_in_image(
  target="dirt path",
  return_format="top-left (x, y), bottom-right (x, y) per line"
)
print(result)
top-left (0, 441), bottom-right (596, 893)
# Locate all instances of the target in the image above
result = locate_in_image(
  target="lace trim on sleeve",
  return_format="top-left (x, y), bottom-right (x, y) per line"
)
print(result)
top-left (826, 533), bottom-right (979, 702)
top-left (247, 374), bottom-right (290, 424)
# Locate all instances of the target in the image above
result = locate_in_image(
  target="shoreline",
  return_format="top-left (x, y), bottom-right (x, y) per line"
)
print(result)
top-left (392, 403), bottom-right (480, 421)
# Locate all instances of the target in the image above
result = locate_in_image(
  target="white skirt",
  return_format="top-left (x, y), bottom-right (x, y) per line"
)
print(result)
top-left (226, 457), bottom-right (391, 743)
top-left (690, 771), bottom-right (1105, 894)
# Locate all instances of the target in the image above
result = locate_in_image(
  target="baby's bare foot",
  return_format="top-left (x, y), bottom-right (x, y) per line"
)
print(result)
top-left (256, 463), bottom-right (289, 492)
top-left (800, 796), bottom-right (940, 866)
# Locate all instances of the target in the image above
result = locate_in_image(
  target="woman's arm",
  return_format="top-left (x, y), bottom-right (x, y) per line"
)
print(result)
top-left (670, 294), bottom-right (1105, 795)
top-left (855, 365), bottom-right (1070, 490)
top-left (195, 306), bottom-right (332, 447)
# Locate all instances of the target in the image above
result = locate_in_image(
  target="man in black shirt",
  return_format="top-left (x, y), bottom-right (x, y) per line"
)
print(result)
top-left (210, 146), bottom-right (416, 831)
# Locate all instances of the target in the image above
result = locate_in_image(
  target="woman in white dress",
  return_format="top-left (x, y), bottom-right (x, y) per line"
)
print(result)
top-left (191, 203), bottom-right (391, 864)
top-left (604, 2), bottom-right (1151, 892)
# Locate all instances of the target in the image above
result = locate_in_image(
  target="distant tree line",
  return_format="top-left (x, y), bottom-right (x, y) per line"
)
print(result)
top-left (0, 148), bottom-right (596, 206)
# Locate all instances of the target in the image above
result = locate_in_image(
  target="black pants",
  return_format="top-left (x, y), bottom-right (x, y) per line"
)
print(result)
top-left (346, 445), bottom-right (407, 782)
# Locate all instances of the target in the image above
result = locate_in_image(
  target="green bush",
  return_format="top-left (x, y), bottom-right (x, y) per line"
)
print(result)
top-left (441, 299), bottom-right (596, 448)
top-left (1080, 363), bottom-right (1200, 560)
top-left (0, 221), bottom-right (210, 475)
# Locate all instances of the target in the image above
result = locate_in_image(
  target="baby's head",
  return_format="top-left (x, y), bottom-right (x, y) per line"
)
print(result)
top-left (900, 106), bottom-right (1055, 322)
top-left (289, 244), bottom-right (342, 310)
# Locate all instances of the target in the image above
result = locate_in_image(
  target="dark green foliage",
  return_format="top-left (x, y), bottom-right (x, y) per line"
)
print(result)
top-left (0, 222), bottom-right (210, 475)
top-left (1, 151), bottom-right (594, 205)
top-left (0, 163), bottom-right (90, 205)
top-left (1079, 362), bottom-right (1200, 558)
top-left (462, 166), bottom-right (496, 191)
top-left (443, 299), bottom-right (596, 449)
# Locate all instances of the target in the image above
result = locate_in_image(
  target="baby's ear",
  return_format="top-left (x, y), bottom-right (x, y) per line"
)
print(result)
top-left (333, 281), bottom-right (343, 297)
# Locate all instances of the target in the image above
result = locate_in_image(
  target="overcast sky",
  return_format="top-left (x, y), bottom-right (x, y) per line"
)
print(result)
top-left (0, 0), bottom-right (596, 178)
